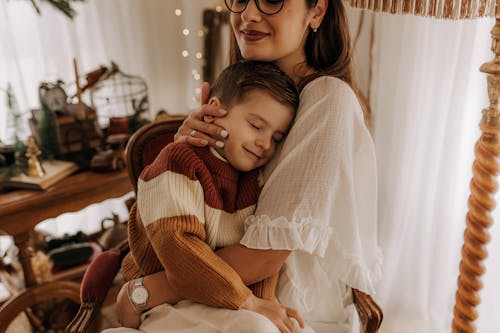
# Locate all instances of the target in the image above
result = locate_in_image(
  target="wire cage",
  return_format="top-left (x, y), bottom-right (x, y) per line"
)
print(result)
top-left (89, 62), bottom-right (149, 128)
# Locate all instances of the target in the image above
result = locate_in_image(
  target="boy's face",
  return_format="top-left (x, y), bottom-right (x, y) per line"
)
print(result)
top-left (212, 89), bottom-right (294, 172)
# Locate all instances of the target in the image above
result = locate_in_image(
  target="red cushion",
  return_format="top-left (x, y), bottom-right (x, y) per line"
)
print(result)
top-left (80, 250), bottom-right (121, 302)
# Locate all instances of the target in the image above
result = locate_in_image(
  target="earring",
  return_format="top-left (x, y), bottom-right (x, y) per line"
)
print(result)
top-left (313, 27), bottom-right (318, 33)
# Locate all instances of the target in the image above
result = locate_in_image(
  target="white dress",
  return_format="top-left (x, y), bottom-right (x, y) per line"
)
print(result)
top-left (102, 76), bottom-right (381, 333)
top-left (241, 76), bottom-right (382, 332)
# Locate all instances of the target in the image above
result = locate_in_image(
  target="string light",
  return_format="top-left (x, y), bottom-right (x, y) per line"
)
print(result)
top-left (176, 4), bottom-right (223, 101)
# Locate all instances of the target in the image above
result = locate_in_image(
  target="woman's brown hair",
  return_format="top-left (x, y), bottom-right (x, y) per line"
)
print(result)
top-left (228, 0), bottom-right (354, 89)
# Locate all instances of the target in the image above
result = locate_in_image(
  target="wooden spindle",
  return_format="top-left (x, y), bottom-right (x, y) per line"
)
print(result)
top-left (452, 3), bottom-right (500, 332)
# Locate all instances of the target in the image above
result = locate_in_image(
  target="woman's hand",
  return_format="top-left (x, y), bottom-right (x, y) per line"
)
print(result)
top-left (115, 281), bottom-right (142, 328)
top-left (174, 82), bottom-right (229, 148)
top-left (241, 294), bottom-right (305, 333)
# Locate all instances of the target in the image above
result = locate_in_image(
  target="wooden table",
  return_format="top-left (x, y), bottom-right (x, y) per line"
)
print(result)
top-left (0, 169), bottom-right (132, 288)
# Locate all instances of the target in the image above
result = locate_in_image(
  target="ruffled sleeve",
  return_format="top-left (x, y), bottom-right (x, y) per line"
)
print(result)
top-left (240, 77), bottom-right (382, 318)
top-left (241, 215), bottom-right (332, 256)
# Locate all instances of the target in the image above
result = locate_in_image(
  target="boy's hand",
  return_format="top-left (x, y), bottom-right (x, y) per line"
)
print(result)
top-left (115, 281), bottom-right (142, 328)
top-left (241, 294), bottom-right (305, 333)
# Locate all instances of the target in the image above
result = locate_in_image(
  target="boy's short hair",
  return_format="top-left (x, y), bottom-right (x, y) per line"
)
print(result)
top-left (210, 61), bottom-right (299, 111)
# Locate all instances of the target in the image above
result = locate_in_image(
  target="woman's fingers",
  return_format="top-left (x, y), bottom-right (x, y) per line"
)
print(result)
top-left (200, 81), bottom-right (211, 105)
top-left (286, 306), bottom-right (305, 328)
top-left (175, 104), bottom-right (228, 148)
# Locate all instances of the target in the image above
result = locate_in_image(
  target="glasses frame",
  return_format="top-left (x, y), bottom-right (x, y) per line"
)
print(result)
top-left (224, 0), bottom-right (285, 16)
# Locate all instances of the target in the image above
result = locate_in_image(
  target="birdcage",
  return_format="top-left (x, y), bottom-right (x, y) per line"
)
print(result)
top-left (89, 62), bottom-right (149, 129)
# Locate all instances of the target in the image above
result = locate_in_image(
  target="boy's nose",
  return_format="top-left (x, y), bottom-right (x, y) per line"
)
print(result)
top-left (256, 137), bottom-right (271, 151)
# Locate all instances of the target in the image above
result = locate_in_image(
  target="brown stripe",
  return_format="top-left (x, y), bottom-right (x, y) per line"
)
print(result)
top-left (146, 215), bottom-right (252, 309)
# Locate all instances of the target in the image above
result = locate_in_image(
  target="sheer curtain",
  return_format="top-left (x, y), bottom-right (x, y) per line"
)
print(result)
top-left (0, 0), bottom-right (221, 142)
top-left (366, 12), bottom-right (500, 333)
top-left (0, 0), bottom-right (218, 246)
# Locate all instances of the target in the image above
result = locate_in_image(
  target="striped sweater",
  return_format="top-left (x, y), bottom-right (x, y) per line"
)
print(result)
top-left (121, 142), bottom-right (277, 309)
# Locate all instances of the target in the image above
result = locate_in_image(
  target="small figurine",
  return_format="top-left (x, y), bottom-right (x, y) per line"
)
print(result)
top-left (25, 136), bottom-right (45, 177)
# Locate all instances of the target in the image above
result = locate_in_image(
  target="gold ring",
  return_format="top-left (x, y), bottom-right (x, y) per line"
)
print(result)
top-left (190, 129), bottom-right (197, 137)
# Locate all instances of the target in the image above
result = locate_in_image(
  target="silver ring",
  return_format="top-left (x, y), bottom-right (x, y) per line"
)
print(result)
top-left (189, 129), bottom-right (197, 137)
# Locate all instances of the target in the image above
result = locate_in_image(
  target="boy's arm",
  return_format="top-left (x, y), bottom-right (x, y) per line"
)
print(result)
top-left (137, 143), bottom-right (252, 310)
top-left (142, 212), bottom-right (252, 309)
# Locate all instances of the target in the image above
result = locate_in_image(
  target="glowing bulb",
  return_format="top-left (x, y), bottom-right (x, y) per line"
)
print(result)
top-left (182, 50), bottom-right (189, 57)
top-left (194, 73), bottom-right (201, 81)
top-left (215, 6), bottom-right (222, 12)
top-left (198, 30), bottom-right (205, 37)
top-left (182, 29), bottom-right (190, 36)
top-left (175, 9), bottom-right (182, 16)
top-left (195, 52), bottom-right (203, 59)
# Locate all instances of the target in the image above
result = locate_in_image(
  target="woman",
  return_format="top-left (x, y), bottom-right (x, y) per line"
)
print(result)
top-left (114, 0), bottom-right (381, 332)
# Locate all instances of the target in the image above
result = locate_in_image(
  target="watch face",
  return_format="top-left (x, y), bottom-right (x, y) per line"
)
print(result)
top-left (131, 286), bottom-right (148, 304)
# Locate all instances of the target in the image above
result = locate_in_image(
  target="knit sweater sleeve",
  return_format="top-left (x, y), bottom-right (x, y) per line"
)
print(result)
top-left (136, 143), bottom-right (252, 309)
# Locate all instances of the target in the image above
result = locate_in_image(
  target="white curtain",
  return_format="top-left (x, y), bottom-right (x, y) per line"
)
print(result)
top-left (362, 11), bottom-right (500, 333)
top-left (0, 0), bottom-right (222, 143)
top-left (0, 0), bottom-right (219, 248)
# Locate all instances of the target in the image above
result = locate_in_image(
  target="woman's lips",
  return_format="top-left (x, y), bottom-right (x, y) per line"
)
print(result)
top-left (241, 30), bottom-right (269, 42)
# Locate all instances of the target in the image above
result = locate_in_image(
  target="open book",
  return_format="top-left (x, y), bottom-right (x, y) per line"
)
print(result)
top-left (2, 160), bottom-right (78, 190)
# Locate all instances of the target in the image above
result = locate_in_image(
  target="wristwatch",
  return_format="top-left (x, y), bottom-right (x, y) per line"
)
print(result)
top-left (127, 277), bottom-right (149, 313)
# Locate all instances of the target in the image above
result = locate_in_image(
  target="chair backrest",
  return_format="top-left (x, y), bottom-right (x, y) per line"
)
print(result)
top-left (125, 117), bottom-right (185, 193)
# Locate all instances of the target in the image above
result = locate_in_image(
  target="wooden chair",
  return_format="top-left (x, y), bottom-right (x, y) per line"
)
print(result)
top-left (66, 118), bottom-right (383, 333)
top-left (0, 280), bottom-right (81, 332)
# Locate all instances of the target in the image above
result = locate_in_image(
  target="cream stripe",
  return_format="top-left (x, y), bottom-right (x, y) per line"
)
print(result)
top-left (138, 171), bottom-right (205, 227)
top-left (138, 171), bottom-right (256, 249)
top-left (205, 205), bottom-right (255, 249)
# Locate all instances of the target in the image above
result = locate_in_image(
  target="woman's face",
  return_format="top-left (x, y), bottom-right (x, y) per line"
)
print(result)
top-left (230, 0), bottom-right (314, 76)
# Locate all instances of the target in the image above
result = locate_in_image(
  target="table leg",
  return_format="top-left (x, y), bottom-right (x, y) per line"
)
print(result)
top-left (13, 233), bottom-right (37, 288)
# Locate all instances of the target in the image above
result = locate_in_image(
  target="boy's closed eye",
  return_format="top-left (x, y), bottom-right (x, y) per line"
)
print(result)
top-left (248, 120), bottom-right (263, 130)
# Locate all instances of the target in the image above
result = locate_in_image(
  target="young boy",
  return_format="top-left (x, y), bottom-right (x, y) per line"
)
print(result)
top-left (118, 61), bottom-right (299, 327)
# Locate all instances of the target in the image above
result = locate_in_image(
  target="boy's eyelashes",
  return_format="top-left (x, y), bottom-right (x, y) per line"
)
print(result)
top-left (248, 121), bottom-right (263, 130)
top-left (247, 120), bottom-right (285, 143)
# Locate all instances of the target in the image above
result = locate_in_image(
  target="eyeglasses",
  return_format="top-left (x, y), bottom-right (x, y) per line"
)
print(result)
top-left (224, 0), bottom-right (285, 15)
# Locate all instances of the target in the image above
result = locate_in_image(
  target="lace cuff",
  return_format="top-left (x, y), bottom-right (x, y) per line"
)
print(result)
top-left (240, 215), bottom-right (332, 257)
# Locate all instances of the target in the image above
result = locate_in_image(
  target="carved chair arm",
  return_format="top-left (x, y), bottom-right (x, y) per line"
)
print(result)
top-left (65, 240), bottom-right (129, 333)
top-left (352, 288), bottom-right (383, 333)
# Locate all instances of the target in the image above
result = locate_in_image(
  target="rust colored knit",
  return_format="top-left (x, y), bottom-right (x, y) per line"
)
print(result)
top-left (122, 143), bottom-right (277, 309)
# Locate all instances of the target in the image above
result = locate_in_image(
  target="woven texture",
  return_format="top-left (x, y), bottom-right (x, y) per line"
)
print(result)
top-left (347, 0), bottom-right (495, 19)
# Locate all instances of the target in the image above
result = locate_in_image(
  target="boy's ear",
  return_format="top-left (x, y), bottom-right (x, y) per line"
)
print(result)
top-left (208, 97), bottom-right (221, 107)
top-left (204, 97), bottom-right (221, 123)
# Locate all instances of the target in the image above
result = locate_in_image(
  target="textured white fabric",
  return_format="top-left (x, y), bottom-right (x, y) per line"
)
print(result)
top-left (101, 301), bottom-right (315, 333)
top-left (240, 76), bottom-right (382, 324)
